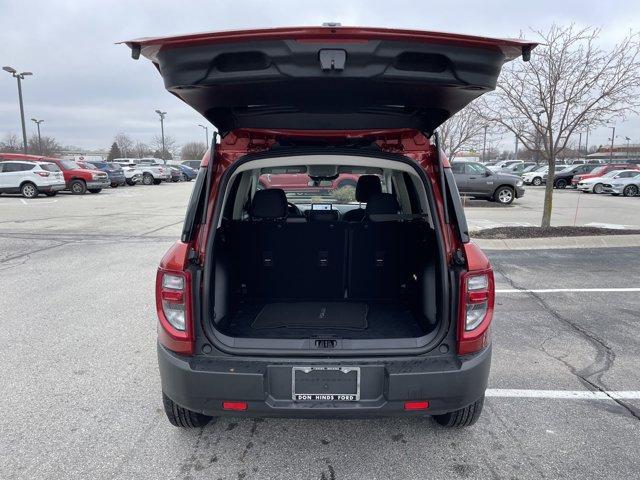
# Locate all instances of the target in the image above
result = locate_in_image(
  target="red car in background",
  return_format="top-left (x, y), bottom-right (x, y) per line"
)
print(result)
top-left (0, 154), bottom-right (110, 194)
top-left (571, 163), bottom-right (640, 186)
top-left (259, 172), bottom-right (360, 191)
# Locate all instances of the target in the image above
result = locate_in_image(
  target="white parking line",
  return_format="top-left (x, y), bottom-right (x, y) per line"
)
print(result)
top-left (486, 389), bottom-right (640, 400)
top-left (496, 288), bottom-right (640, 293)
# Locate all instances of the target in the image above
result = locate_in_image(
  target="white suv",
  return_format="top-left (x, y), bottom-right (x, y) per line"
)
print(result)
top-left (0, 160), bottom-right (66, 198)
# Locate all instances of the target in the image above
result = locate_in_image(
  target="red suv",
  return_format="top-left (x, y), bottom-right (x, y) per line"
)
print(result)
top-left (125, 26), bottom-right (535, 428)
top-left (0, 154), bottom-right (110, 194)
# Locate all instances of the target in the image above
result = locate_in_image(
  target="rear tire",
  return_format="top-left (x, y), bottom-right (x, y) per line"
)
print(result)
top-left (126, 180), bottom-right (136, 186)
top-left (434, 397), bottom-right (484, 428)
top-left (153, 179), bottom-right (162, 185)
top-left (70, 179), bottom-right (87, 195)
top-left (88, 188), bottom-right (102, 194)
top-left (162, 393), bottom-right (213, 428)
top-left (142, 173), bottom-right (154, 185)
top-left (555, 179), bottom-right (567, 189)
top-left (180, 173), bottom-right (187, 182)
top-left (21, 182), bottom-right (39, 198)
top-left (532, 177), bottom-right (542, 186)
top-left (623, 185), bottom-right (638, 197)
top-left (44, 191), bottom-right (58, 197)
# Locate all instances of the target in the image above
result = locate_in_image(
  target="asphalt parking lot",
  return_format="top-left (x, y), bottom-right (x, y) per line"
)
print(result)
top-left (465, 185), bottom-right (640, 231)
top-left (1, 184), bottom-right (639, 479)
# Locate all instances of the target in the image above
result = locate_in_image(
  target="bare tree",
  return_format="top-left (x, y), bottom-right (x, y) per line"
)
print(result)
top-left (438, 108), bottom-right (487, 160)
top-left (0, 133), bottom-right (21, 152)
top-left (27, 134), bottom-right (62, 156)
top-left (151, 134), bottom-right (177, 160)
top-left (477, 25), bottom-right (640, 227)
top-left (114, 133), bottom-right (134, 157)
top-left (132, 141), bottom-right (151, 158)
top-left (181, 141), bottom-right (207, 160)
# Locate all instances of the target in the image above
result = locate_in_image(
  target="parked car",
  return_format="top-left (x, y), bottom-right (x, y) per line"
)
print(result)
top-left (522, 165), bottom-right (549, 186)
top-left (181, 160), bottom-right (201, 170)
top-left (79, 160), bottom-right (126, 187)
top-left (134, 162), bottom-right (171, 185)
top-left (125, 25), bottom-right (536, 427)
top-left (451, 160), bottom-right (525, 204)
top-left (0, 160), bottom-right (66, 198)
top-left (487, 160), bottom-right (523, 172)
top-left (176, 164), bottom-right (197, 181)
top-left (602, 172), bottom-right (640, 196)
top-left (576, 170), bottom-right (640, 193)
top-left (169, 166), bottom-right (182, 182)
top-left (115, 161), bottom-right (143, 185)
top-left (571, 164), bottom-right (640, 188)
top-left (0, 154), bottom-right (109, 194)
top-left (502, 161), bottom-right (536, 176)
top-left (258, 172), bottom-right (360, 192)
top-left (551, 163), bottom-right (602, 189)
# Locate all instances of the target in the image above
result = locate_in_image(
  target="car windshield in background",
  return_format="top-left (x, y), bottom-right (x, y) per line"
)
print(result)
top-left (60, 160), bottom-right (80, 169)
top-left (591, 166), bottom-right (606, 175)
top-left (258, 173), bottom-right (385, 205)
top-left (40, 163), bottom-right (61, 172)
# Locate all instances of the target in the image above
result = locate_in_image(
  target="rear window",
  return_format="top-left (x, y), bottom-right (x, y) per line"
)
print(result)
top-left (40, 163), bottom-right (61, 172)
top-left (258, 172), bottom-right (387, 205)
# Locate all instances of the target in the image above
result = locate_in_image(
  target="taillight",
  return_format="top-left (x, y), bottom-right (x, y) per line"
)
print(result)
top-left (35, 171), bottom-right (50, 177)
top-left (156, 269), bottom-right (194, 355)
top-left (458, 270), bottom-right (494, 355)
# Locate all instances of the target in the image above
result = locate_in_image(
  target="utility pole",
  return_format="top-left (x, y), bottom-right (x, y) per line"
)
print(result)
top-left (3, 66), bottom-right (33, 154)
top-left (198, 124), bottom-right (209, 146)
top-left (625, 136), bottom-right (631, 158)
top-left (578, 132), bottom-right (582, 157)
top-left (31, 118), bottom-right (44, 155)
top-left (482, 125), bottom-right (488, 162)
top-left (155, 110), bottom-right (167, 160)
top-left (514, 134), bottom-right (519, 160)
top-left (608, 126), bottom-right (616, 163)
top-left (585, 128), bottom-right (589, 154)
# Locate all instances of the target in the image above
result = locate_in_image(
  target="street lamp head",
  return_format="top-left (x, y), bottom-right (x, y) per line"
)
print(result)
top-left (3, 66), bottom-right (17, 74)
top-left (21, 72), bottom-right (33, 76)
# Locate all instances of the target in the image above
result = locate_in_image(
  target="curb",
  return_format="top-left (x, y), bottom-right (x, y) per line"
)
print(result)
top-left (471, 234), bottom-right (640, 251)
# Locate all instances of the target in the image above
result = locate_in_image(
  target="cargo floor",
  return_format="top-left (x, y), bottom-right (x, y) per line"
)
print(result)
top-left (217, 300), bottom-right (428, 339)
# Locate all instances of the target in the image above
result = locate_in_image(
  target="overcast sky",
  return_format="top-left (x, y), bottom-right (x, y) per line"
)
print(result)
top-left (1, 0), bottom-right (639, 153)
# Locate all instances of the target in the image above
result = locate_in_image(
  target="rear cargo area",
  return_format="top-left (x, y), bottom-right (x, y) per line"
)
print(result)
top-left (212, 211), bottom-right (441, 342)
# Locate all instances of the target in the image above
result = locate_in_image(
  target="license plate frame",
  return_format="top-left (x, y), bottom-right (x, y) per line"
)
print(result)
top-left (291, 366), bottom-right (360, 402)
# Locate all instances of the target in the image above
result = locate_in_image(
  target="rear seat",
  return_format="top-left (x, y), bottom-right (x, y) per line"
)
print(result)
top-left (228, 189), bottom-right (425, 301)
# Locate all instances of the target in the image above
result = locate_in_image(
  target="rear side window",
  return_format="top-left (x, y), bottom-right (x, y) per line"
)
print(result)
top-left (40, 163), bottom-right (61, 172)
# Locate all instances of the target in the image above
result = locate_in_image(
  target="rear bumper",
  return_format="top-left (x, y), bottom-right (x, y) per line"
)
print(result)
top-left (158, 343), bottom-right (491, 417)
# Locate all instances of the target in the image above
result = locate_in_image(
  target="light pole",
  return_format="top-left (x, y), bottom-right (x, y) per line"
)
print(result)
top-left (514, 134), bottom-right (519, 160)
top-left (198, 124), bottom-right (209, 146)
top-left (578, 132), bottom-right (582, 157)
top-left (585, 127), bottom-right (589, 154)
top-left (608, 125), bottom-right (616, 163)
top-left (31, 118), bottom-right (44, 155)
top-left (3, 66), bottom-right (33, 154)
top-left (625, 136), bottom-right (631, 158)
top-left (482, 125), bottom-right (488, 162)
top-left (155, 110), bottom-right (167, 160)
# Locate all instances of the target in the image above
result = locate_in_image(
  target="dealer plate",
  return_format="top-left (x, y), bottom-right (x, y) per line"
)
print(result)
top-left (292, 366), bottom-right (360, 401)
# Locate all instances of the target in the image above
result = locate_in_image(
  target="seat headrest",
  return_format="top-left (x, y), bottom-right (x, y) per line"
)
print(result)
top-left (366, 193), bottom-right (400, 216)
top-left (355, 175), bottom-right (382, 202)
top-left (250, 189), bottom-right (288, 219)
